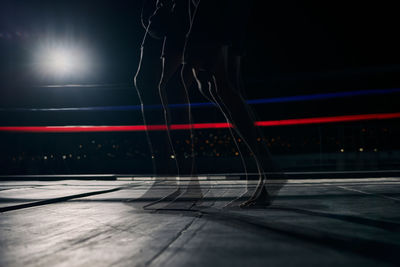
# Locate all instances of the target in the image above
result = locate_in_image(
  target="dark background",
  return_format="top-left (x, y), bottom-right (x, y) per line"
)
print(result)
top-left (1, 1), bottom-right (400, 98)
top-left (1, 0), bottom-right (399, 124)
top-left (0, 0), bottom-right (399, 175)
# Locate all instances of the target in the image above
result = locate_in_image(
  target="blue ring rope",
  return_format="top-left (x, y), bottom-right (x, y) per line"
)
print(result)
top-left (1, 88), bottom-right (399, 112)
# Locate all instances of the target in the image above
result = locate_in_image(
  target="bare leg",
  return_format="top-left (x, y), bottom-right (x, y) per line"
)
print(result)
top-left (133, 24), bottom-right (177, 210)
top-left (158, 55), bottom-right (183, 177)
top-left (179, 64), bottom-right (204, 202)
top-left (149, 59), bottom-right (203, 210)
top-left (191, 48), bottom-right (271, 207)
top-left (192, 67), bottom-right (250, 202)
top-left (209, 74), bottom-right (271, 207)
top-left (140, 54), bottom-right (184, 210)
top-left (133, 26), bottom-right (158, 175)
top-left (229, 55), bottom-right (286, 205)
top-left (221, 51), bottom-right (286, 206)
top-left (180, 63), bottom-right (196, 176)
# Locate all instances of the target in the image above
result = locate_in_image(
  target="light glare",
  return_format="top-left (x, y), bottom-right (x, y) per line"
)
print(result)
top-left (47, 48), bottom-right (74, 74)
top-left (34, 41), bottom-right (93, 81)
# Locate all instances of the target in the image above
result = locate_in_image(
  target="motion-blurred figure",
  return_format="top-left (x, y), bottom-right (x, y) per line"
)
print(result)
top-left (136, 0), bottom-right (285, 208)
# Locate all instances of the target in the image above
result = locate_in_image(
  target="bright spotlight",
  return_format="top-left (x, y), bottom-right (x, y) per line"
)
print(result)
top-left (34, 41), bottom-right (93, 81)
top-left (46, 48), bottom-right (75, 75)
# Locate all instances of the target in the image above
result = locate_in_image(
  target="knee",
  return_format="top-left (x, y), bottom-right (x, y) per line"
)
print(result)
top-left (133, 74), bottom-right (144, 90)
top-left (194, 70), bottom-right (216, 96)
top-left (158, 78), bottom-right (168, 94)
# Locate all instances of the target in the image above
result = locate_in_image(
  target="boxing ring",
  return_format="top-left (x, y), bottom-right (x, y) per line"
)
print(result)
top-left (1, 88), bottom-right (400, 133)
top-left (1, 87), bottom-right (400, 176)
top-left (1, 87), bottom-right (400, 266)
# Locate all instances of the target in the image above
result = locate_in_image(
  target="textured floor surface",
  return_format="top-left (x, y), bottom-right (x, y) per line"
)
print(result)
top-left (1, 177), bottom-right (400, 266)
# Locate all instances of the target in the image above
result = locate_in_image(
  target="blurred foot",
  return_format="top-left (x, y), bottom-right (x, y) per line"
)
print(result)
top-left (240, 186), bottom-right (272, 208)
